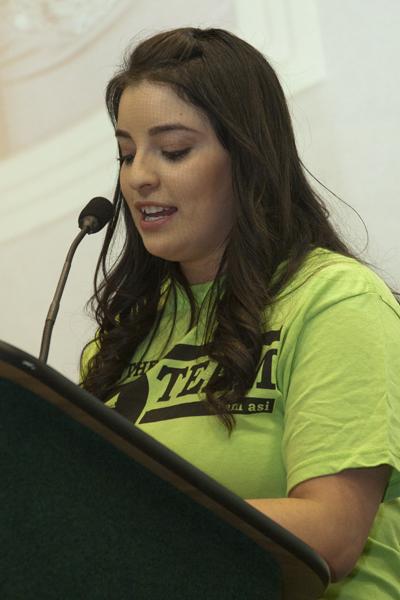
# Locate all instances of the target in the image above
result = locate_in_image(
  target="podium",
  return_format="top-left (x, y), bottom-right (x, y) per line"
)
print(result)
top-left (0, 340), bottom-right (330, 599)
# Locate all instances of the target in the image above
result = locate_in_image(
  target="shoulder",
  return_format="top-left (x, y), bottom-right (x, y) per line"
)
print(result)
top-left (275, 247), bottom-right (399, 322)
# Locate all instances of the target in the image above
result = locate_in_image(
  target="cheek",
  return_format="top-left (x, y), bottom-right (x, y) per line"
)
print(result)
top-left (201, 167), bottom-right (233, 215)
top-left (188, 156), bottom-right (231, 201)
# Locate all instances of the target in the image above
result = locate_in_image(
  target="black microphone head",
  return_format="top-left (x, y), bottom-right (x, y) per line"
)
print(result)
top-left (78, 197), bottom-right (114, 234)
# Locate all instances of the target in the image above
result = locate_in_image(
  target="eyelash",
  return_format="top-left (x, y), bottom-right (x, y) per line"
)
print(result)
top-left (116, 148), bottom-right (191, 166)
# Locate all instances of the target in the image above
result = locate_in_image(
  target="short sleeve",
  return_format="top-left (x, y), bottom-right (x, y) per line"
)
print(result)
top-left (282, 289), bottom-right (400, 500)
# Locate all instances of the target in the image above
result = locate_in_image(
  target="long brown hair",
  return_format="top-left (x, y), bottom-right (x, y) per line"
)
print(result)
top-left (81, 27), bottom-right (399, 434)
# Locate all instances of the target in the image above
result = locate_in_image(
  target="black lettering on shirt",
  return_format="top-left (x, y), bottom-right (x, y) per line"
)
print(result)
top-left (113, 377), bottom-right (149, 422)
top-left (227, 398), bottom-right (275, 414)
top-left (127, 359), bottom-right (158, 378)
top-left (112, 328), bottom-right (281, 424)
top-left (139, 396), bottom-right (276, 423)
top-left (139, 401), bottom-right (212, 424)
top-left (177, 360), bottom-right (210, 398)
top-left (156, 365), bottom-right (188, 402)
top-left (261, 328), bottom-right (282, 345)
top-left (166, 343), bottom-right (208, 361)
top-left (256, 348), bottom-right (278, 391)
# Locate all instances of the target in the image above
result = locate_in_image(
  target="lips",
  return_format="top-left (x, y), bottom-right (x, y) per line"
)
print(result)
top-left (139, 208), bottom-right (178, 230)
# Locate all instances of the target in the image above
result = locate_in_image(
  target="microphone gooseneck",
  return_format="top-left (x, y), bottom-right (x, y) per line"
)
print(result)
top-left (39, 197), bottom-right (114, 364)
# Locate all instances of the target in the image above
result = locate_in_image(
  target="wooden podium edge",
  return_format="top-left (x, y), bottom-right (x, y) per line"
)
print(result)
top-left (0, 341), bottom-right (330, 600)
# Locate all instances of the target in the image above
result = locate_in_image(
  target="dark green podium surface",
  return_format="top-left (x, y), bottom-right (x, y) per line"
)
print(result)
top-left (0, 340), bottom-right (330, 600)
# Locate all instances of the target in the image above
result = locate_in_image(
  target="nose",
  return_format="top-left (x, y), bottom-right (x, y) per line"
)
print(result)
top-left (124, 153), bottom-right (160, 192)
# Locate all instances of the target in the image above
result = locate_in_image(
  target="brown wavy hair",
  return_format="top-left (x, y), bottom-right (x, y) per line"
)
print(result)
top-left (80, 27), bottom-right (400, 434)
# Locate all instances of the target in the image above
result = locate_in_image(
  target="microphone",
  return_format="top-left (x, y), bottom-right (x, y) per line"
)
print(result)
top-left (39, 197), bottom-right (114, 364)
top-left (78, 196), bottom-right (114, 234)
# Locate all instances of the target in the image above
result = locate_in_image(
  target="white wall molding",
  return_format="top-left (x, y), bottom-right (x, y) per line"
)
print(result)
top-left (232, 0), bottom-right (326, 96)
top-left (0, 109), bottom-right (117, 244)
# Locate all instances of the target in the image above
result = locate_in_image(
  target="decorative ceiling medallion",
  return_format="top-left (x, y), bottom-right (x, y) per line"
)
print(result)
top-left (0, 0), bottom-right (131, 81)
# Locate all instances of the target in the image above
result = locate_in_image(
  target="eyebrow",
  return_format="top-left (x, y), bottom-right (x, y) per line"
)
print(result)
top-left (115, 123), bottom-right (200, 139)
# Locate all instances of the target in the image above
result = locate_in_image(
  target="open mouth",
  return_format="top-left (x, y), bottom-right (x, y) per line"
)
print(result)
top-left (141, 207), bottom-right (177, 221)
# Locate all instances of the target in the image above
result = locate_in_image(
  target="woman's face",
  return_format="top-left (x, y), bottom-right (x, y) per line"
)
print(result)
top-left (116, 81), bottom-right (234, 284)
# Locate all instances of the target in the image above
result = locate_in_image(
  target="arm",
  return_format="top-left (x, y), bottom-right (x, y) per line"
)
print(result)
top-left (246, 464), bottom-right (391, 581)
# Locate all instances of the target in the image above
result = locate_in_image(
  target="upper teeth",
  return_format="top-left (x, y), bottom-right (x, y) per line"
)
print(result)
top-left (141, 206), bottom-right (173, 214)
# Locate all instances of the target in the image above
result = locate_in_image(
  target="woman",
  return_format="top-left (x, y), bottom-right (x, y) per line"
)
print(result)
top-left (81, 27), bottom-right (400, 597)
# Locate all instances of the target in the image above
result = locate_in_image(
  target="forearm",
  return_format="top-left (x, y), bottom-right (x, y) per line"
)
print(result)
top-left (246, 466), bottom-right (391, 581)
top-left (246, 497), bottom-right (349, 581)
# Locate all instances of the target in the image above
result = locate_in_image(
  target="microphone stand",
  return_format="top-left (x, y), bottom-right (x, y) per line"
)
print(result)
top-left (39, 226), bottom-right (89, 363)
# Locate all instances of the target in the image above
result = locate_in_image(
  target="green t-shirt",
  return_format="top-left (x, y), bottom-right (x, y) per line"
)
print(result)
top-left (82, 247), bottom-right (400, 598)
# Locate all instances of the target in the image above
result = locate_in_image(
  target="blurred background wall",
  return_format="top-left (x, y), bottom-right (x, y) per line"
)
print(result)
top-left (0, 0), bottom-right (399, 381)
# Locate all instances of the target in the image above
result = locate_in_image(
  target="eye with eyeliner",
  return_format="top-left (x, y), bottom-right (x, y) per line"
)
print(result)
top-left (163, 148), bottom-right (191, 161)
top-left (116, 147), bottom-right (191, 166)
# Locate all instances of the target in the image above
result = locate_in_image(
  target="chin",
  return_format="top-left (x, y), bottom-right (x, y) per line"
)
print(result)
top-left (143, 244), bottom-right (181, 263)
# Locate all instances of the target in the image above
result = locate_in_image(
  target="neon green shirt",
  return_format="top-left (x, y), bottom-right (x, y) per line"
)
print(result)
top-left (82, 247), bottom-right (400, 598)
